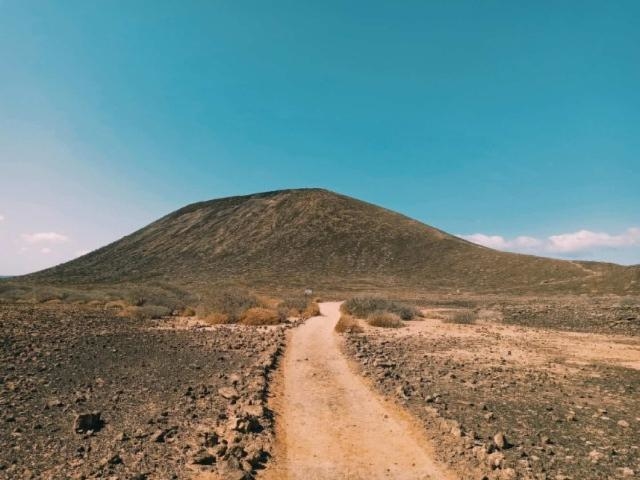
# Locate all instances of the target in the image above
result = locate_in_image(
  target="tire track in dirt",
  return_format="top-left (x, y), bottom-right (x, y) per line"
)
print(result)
top-left (263, 302), bottom-right (456, 480)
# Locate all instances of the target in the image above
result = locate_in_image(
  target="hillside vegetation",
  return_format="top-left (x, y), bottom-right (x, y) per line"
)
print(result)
top-left (6, 188), bottom-right (639, 297)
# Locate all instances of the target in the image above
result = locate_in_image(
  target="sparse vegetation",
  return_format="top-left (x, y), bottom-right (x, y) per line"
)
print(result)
top-left (444, 309), bottom-right (477, 324)
top-left (203, 312), bottom-right (232, 325)
top-left (240, 307), bottom-right (284, 325)
top-left (335, 314), bottom-right (363, 333)
top-left (303, 301), bottom-right (321, 318)
top-left (105, 300), bottom-right (127, 310)
top-left (366, 311), bottom-right (403, 328)
top-left (278, 296), bottom-right (308, 314)
top-left (196, 289), bottom-right (261, 321)
top-left (278, 296), bottom-right (321, 319)
top-left (342, 296), bottom-right (421, 320)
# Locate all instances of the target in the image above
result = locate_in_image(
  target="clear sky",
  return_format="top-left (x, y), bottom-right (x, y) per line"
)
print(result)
top-left (1, 1), bottom-right (639, 275)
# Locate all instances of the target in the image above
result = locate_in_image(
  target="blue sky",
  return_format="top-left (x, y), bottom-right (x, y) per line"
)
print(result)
top-left (1, 1), bottom-right (639, 274)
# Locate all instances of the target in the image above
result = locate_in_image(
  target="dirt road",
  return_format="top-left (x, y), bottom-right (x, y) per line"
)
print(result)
top-left (267, 302), bottom-right (454, 480)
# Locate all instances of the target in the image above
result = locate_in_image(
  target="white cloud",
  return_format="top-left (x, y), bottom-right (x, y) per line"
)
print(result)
top-left (0, 214), bottom-right (5, 222)
top-left (21, 232), bottom-right (69, 244)
top-left (460, 233), bottom-right (509, 250)
top-left (547, 228), bottom-right (640, 253)
top-left (460, 234), bottom-right (542, 251)
top-left (40, 247), bottom-right (52, 254)
top-left (75, 249), bottom-right (90, 257)
top-left (459, 227), bottom-right (640, 256)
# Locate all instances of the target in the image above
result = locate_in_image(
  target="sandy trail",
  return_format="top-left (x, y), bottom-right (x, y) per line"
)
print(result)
top-left (268, 301), bottom-right (454, 480)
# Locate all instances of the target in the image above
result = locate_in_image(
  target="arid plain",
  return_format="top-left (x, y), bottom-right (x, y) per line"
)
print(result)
top-left (1, 189), bottom-right (639, 479)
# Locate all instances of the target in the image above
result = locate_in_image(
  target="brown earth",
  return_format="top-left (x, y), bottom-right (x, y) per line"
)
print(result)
top-left (341, 307), bottom-right (640, 479)
top-left (0, 303), bottom-right (285, 480)
top-left (3, 296), bottom-right (640, 480)
top-left (264, 302), bottom-right (454, 480)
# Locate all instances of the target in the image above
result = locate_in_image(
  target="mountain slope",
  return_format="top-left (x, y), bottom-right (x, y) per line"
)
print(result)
top-left (24, 189), bottom-right (639, 295)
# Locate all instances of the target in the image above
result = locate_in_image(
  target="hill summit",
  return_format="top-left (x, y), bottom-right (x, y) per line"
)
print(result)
top-left (26, 188), bottom-right (639, 295)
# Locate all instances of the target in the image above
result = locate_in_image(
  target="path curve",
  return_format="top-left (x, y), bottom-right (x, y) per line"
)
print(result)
top-left (270, 301), bottom-right (455, 480)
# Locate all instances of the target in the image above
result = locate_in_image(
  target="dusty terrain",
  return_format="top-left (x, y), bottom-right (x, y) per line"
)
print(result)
top-left (2, 296), bottom-right (640, 480)
top-left (342, 308), bottom-right (640, 479)
top-left (0, 303), bottom-right (285, 480)
top-left (266, 302), bottom-right (453, 480)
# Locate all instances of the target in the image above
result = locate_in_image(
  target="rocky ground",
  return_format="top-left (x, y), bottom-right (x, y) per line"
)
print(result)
top-left (0, 303), bottom-right (285, 480)
top-left (342, 311), bottom-right (640, 480)
top-left (498, 298), bottom-right (640, 336)
top-left (417, 295), bottom-right (640, 336)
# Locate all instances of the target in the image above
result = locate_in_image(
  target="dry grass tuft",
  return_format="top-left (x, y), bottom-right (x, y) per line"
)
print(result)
top-left (196, 289), bottom-right (261, 321)
top-left (278, 296), bottom-right (321, 319)
top-left (335, 314), bottom-right (363, 333)
top-left (303, 302), bottom-right (321, 319)
top-left (342, 297), bottom-right (421, 320)
top-left (367, 311), bottom-right (403, 328)
top-left (105, 300), bottom-right (127, 310)
top-left (444, 309), bottom-right (478, 325)
top-left (239, 307), bottom-right (284, 326)
top-left (203, 312), bottom-right (231, 325)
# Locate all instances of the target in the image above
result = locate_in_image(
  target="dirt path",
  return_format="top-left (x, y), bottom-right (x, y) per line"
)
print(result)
top-left (265, 302), bottom-right (455, 480)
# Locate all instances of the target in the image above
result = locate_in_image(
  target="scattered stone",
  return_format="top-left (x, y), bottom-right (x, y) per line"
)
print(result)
top-left (493, 432), bottom-right (509, 450)
top-left (218, 387), bottom-right (240, 401)
top-left (589, 449), bottom-right (604, 463)
top-left (73, 412), bottom-right (103, 433)
top-left (617, 467), bottom-right (635, 477)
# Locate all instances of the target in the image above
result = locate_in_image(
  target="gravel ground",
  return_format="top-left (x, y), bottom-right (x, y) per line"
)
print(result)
top-left (499, 300), bottom-right (640, 336)
top-left (341, 314), bottom-right (640, 480)
top-left (0, 303), bottom-right (285, 480)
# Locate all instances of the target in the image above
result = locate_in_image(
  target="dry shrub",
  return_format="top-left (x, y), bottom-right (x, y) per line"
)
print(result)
top-left (367, 311), bottom-right (403, 328)
top-left (0, 284), bottom-right (32, 303)
top-left (197, 290), bottom-right (260, 321)
top-left (278, 297), bottom-right (321, 319)
top-left (445, 310), bottom-right (478, 325)
top-left (257, 295), bottom-right (280, 309)
top-left (342, 297), bottom-right (421, 320)
top-left (278, 297), bottom-right (308, 315)
top-left (119, 305), bottom-right (172, 320)
top-left (203, 312), bottom-right (231, 325)
top-left (33, 288), bottom-right (67, 303)
top-left (303, 302), bottom-right (321, 319)
top-left (335, 314), bottom-right (363, 334)
top-left (105, 300), bottom-right (127, 310)
top-left (240, 307), bottom-right (284, 326)
top-left (181, 307), bottom-right (196, 317)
